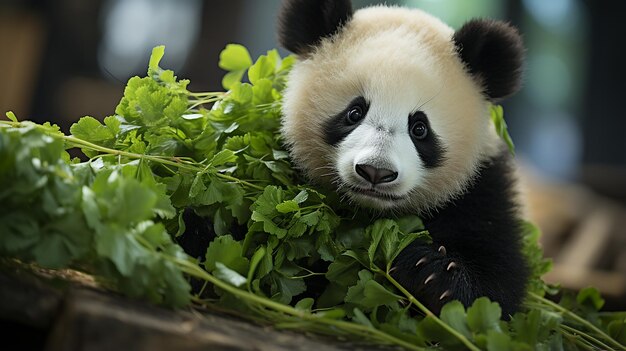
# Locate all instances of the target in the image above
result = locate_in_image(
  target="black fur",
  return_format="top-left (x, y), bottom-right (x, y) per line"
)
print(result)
top-left (391, 150), bottom-right (528, 318)
top-left (323, 96), bottom-right (369, 146)
top-left (277, 0), bottom-right (353, 56)
top-left (177, 209), bottom-right (247, 294)
top-left (176, 208), bottom-right (216, 262)
top-left (408, 111), bottom-right (445, 168)
top-left (453, 19), bottom-right (525, 101)
top-left (176, 208), bottom-right (246, 261)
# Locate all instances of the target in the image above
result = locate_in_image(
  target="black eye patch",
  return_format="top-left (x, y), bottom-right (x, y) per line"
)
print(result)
top-left (408, 111), bottom-right (445, 168)
top-left (323, 96), bottom-right (369, 146)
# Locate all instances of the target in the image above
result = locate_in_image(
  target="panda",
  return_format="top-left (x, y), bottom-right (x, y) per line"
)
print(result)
top-left (277, 0), bottom-right (529, 317)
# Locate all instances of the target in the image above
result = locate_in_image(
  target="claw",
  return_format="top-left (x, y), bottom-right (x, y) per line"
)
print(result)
top-left (438, 246), bottom-right (447, 255)
top-left (388, 266), bottom-right (398, 274)
top-left (424, 273), bottom-right (436, 285)
top-left (415, 257), bottom-right (427, 267)
top-left (439, 290), bottom-right (451, 300)
top-left (446, 262), bottom-right (457, 271)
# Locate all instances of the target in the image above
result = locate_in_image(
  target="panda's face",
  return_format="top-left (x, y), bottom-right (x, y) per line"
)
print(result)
top-left (281, 6), bottom-right (502, 213)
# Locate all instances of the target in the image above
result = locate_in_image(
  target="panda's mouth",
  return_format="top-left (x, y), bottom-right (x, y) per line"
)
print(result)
top-left (348, 186), bottom-right (405, 202)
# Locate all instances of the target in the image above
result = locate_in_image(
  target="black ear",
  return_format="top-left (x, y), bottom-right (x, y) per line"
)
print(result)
top-left (277, 0), bottom-right (353, 56)
top-left (453, 19), bottom-right (525, 101)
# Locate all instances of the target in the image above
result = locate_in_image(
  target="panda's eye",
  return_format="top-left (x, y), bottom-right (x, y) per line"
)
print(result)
top-left (410, 121), bottom-right (428, 140)
top-left (346, 105), bottom-right (364, 124)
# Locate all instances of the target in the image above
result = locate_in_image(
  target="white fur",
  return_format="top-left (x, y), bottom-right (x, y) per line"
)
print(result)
top-left (281, 5), bottom-right (503, 214)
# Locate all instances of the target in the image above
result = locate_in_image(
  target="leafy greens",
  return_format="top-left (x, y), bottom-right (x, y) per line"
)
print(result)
top-left (0, 45), bottom-right (624, 351)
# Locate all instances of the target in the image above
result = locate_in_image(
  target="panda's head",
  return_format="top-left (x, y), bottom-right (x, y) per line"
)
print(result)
top-left (278, 0), bottom-right (524, 214)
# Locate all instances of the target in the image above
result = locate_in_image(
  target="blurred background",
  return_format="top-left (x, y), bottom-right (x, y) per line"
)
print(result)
top-left (1, 0), bottom-right (624, 309)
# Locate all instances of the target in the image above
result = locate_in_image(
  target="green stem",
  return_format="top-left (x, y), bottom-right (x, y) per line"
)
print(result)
top-left (0, 120), bottom-right (266, 191)
top-left (561, 324), bottom-right (615, 350)
top-left (189, 98), bottom-right (222, 110)
top-left (381, 269), bottom-right (481, 351)
top-left (530, 292), bottom-right (626, 350)
top-left (173, 257), bottom-right (424, 351)
top-left (561, 327), bottom-right (599, 351)
top-left (188, 92), bottom-right (225, 97)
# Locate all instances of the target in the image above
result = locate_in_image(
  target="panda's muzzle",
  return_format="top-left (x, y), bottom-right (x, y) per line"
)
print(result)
top-left (348, 185), bottom-right (405, 202)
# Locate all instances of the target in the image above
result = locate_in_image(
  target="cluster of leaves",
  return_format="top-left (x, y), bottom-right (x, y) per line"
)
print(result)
top-left (0, 45), bottom-right (624, 350)
top-left (0, 117), bottom-right (190, 306)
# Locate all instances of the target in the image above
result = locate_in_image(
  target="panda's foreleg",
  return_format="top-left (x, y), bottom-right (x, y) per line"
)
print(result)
top-left (391, 152), bottom-right (529, 318)
top-left (391, 229), bottom-right (528, 319)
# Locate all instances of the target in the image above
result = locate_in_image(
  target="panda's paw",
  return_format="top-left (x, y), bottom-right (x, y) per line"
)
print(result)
top-left (413, 245), bottom-right (458, 292)
top-left (390, 242), bottom-right (467, 314)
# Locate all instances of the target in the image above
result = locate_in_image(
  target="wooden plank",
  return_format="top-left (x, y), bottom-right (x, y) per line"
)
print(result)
top-left (45, 289), bottom-right (361, 351)
top-left (0, 264), bottom-right (388, 351)
top-left (0, 263), bottom-right (63, 328)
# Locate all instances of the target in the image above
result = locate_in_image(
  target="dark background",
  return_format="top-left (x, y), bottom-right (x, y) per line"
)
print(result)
top-left (1, 0), bottom-right (625, 308)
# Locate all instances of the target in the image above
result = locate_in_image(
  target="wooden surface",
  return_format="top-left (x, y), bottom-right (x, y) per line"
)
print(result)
top-left (0, 263), bottom-right (390, 351)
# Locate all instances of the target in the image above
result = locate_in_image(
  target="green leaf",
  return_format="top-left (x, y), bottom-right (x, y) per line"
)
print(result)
top-left (510, 309), bottom-right (561, 346)
top-left (230, 83), bottom-right (253, 104)
top-left (467, 297), bottom-right (502, 334)
top-left (326, 256), bottom-right (360, 287)
top-left (364, 219), bottom-right (403, 267)
top-left (247, 246), bottom-right (266, 283)
top-left (0, 213), bottom-right (40, 253)
top-left (222, 71), bottom-right (246, 90)
top-left (490, 104), bottom-right (515, 155)
top-left (215, 262), bottom-right (247, 287)
top-left (103, 115), bottom-right (121, 136)
top-left (213, 207), bottom-right (230, 236)
top-left (487, 330), bottom-right (514, 351)
top-left (343, 249), bottom-right (371, 269)
top-left (276, 200), bottom-right (299, 213)
top-left (607, 319), bottom-right (626, 345)
top-left (252, 78), bottom-right (274, 104)
top-left (286, 221), bottom-right (307, 238)
top-left (315, 308), bottom-right (346, 320)
top-left (270, 271), bottom-right (306, 304)
top-left (395, 214), bottom-right (424, 233)
top-left (251, 211), bottom-right (287, 238)
top-left (365, 221), bottom-right (385, 266)
top-left (520, 221), bottom-right (552, 295)
top-left (576, 287), bottom-right (605, 311)
top-left (149, 45), bottom-right (166, 72)
top-left (6, 111), bottom-right (17, 122)
top-left (345, 270), bottom-right (401, 311)
top-left (300, 211), bottom-right (320, 226)
top-left (248, 55), bottom-right (274, 85)
top-left (193, 177), bottom-right (233, 206)
top-left (70, 116), bottom-right (115, 143)
top-left (219, 44), bottom-right (253, 71)
top-left (209, 149), bottom-right (237, 167)
top-left (293, 190), bottom-right (308, 204)
top-left (295, 297), bottom-right (314, 311)
top-left (189, 173), bottom-right (207, 198)
top-left (389, 230), bottom-right (430, 265)
top-left (352, 308), bottom-right (374, 327)
top-left (205, 235), bottom-right (249, 275)
top-left (418, 315), bottom-right (461, 348)
top-left (440, 301), bottom-right (472, 339)
top-left (96, 228), bottom-right (140, 277)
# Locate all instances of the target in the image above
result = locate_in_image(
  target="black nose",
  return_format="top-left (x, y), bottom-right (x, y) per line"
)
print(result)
top-left (355, 164), bottom-right (398, 185)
